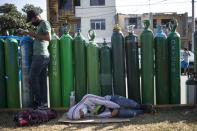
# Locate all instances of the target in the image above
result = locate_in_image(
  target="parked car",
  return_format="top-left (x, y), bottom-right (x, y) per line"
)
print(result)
top-left (180, 50), bottom-right (194, 74)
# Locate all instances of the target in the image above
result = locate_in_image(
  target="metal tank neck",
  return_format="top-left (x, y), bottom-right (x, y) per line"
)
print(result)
top-left (51, 28), bottom-right (55, 35)
top-left (88, 29), bottom-right (96, 41)
top-left (155, 24), bottom-right (166, 37)
top-left (127, 25), bottom-right (135, 34)
top-left (77, 29), bottom-right (81, 36)
top-left (156, 24), bottom-right (162, 33)
top-left (64, 23), bottom-right (71, 34)
top-left (170, 19), bottom-right (178, 32)
top-left (103, 38), bottom-right (107, 45)
top-left (143, 20), bottom-right (150, 30)
top-left (113, 24), bottom-right (121, 32)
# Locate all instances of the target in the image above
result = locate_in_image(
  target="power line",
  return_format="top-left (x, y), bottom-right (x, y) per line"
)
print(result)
top-left (73, 0), bottom-right (192, 10)
top-left (45, 0), bottom-right (197, 18)
top-left (75, 8), bottom-right (116, 15)
top-left (80, 11), bottom-right (116, 18)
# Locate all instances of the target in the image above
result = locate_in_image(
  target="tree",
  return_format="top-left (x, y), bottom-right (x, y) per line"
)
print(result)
top-left (22, 4), bottom-right (43, 14)
top-left (0, 3), bottom-right (43, 35)
top-left (0, 3), bottom-right (27, 34)
top-left (0, 3), bottom-right (17, 13)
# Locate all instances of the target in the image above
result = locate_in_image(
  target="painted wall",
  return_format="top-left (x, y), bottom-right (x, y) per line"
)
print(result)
top-left (75, 0), bottom-right (117, 43)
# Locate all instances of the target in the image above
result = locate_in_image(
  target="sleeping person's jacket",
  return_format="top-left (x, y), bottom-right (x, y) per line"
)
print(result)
top-left (67, 94), bottom-right (120, 120)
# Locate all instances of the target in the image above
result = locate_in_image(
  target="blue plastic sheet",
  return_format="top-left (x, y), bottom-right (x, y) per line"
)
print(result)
top-left (0, 36), bottom-right (22, 40)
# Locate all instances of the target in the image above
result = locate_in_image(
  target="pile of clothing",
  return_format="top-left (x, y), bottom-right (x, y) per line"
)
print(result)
top-left (14, 107), bottom-right (57, 126)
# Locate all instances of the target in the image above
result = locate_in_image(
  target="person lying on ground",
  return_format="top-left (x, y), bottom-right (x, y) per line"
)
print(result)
top-left (67, 94), bottom-right (154, 120)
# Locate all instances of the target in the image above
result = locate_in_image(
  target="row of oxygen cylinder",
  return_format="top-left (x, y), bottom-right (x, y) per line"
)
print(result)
top-left (49, 29), bottom-right (112, 108)
top-left (0, 29), bottom-right (113, 108)
top-left (140, 19), bottom-right (181, 105)
top-left (0, 35), bottom-right (33, 108)
top-left (109, 19), bottom-right (180, 105)
top-left (0, 19), bottom-right (189, 108)
top-left (49, 19), bottom-right (182, 107)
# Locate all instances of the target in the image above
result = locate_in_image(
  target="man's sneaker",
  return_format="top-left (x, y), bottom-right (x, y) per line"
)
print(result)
top-left (140, 104), bottom-right (155, 113)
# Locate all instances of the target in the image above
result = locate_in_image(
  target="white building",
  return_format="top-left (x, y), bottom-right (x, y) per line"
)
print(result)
top-left (75, 0), bottom-right (117, 43)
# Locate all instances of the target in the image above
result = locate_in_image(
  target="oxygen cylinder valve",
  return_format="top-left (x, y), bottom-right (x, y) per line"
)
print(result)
top-left (156, 24), bottom-right (162, 33)
top-left (127, 25), bottom-right (135, 34)
top-left (170, 19), bottom-right (178, 32)
top-left (51, 28), bottom-right (55, 35)
top-left (143, 20), bottom-right (150, 30)
top-left (64, 23), bottom-right (71, 34)
top-left (77, 28), bottom-right (81, 33)
top-left (103, 38), bottom-right (107, 45)
top-left (88, 29), bottom-right (96, 41)
top-left (155, 24), bottom-right (166, 37)
top-left (113, 24), bottom-right (121, 32)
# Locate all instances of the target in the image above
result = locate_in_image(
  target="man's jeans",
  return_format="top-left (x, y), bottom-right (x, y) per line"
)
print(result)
top-left (110, 95), bottom-right (143, 117)
top-left (29, 55), bottom-right (49, 107)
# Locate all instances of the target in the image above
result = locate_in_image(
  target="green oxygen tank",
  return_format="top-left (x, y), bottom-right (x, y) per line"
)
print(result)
top-left (154, 24), bottom-right (170, 104)
top-left (0, 39), bottom-right (6, 108)
top-left (100, 39), bottom-right (112, 96)
top-left (73, 29), bottom-right (87, 102)
top-left (140, 20), bottom-right (154, 104)
top-left (125, 25), bottom-right (141, 103)
top-left (60, 25), bottom-right (74, 108)
top-left (194, 30), bottom-right (197, 73)
top-left (167, 19), bottom-right (181, 104)
top-left (5, 36), bottom-right (20, 108)
top-left (87, 29), bottom-right (100, 95)
top-left (111, 25), bottom-right (126, 97)
top-left (49, 29), bottom-right (61, 107)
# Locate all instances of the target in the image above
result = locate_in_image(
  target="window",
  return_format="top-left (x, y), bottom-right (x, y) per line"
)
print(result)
top-left (74, 23), bottom-right (81, 32)
top-left (74, 0), bottom-right (80, 6)
top-left (153, 19), bottom-right (157, 28)
top-left (90, 0), bottom-right (105, 6)
top-left (90, 19), bottom-right (105, 30)
top-left (59, 0), bottom-right (73, 10)
top-left (161, 19), bottom-right (171, 26)
top-left (125, 18), bottom-right (139, 29)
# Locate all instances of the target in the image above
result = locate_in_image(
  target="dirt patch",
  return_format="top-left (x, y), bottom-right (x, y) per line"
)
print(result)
top-left (0, 108), bottom-right (197, 131)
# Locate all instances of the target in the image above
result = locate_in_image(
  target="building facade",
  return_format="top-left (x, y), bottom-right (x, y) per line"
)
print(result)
top-left (47, 1), bottom-right (192, 47)
top-left (47, 0), bottom-right (117, 42)
top-left (75, 0), bottom-right (116, 42)
top-left (47, 0), bottom-right (81, 36)
top-left (117, 12), bottom-right (189, 48)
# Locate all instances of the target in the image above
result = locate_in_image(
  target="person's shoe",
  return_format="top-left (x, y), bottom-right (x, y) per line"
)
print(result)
top-left (140, 104), bottom-right (155, 113)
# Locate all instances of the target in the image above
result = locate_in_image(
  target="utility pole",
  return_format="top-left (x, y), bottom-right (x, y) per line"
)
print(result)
top-left (192, 0), bottom-right (195, 51)
top-left (149, 0), bottom-right (153, 29)
top-left (149, 0), bottom-right (151, 13)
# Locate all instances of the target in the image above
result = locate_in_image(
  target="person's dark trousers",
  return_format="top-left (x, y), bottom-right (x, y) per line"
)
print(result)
top-left (110, 95), bottom-right (143, 117)
top-left (110, 95), bottom-right (140, 108)
top-left (29, 55), bottom-right (50, 107)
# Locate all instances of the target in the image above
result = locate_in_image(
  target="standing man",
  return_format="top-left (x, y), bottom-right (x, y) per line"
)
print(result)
top-left (181, 48), bottom-right (190, 75)
top-left (22, 9), bottom-right (51, 107)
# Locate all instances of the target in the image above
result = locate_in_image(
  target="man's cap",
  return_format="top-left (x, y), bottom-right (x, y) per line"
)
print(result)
top-left (26, 9), bottom-right (40, 23)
